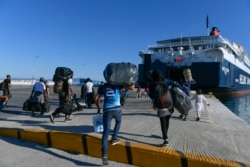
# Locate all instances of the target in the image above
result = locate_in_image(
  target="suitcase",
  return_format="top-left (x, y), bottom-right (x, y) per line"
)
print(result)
top-left (93, 114), bottom-right (103, 133)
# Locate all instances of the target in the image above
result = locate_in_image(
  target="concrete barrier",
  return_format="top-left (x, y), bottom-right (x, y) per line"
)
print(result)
top-left (0, 127), bottom-right (249, 167)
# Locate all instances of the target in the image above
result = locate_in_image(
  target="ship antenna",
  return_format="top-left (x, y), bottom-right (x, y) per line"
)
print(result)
top-left (180, 33), bottom-right (183, 45)
top-left (206, 15), bottom-right (209, 36)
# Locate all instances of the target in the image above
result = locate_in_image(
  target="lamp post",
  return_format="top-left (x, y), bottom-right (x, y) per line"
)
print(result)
top-left (32, 56), bottom-right (39, 85)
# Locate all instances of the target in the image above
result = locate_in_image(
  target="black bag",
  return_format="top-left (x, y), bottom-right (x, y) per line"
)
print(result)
top-left (151, 83), bottom-right (173, 109)
top-left (74, 98), bottom-right (84, 111)
top-left (43, 100), bottom-right (51, 113)
top-left (53, 67), bottom-right (73, 82)
top-left (61, 101), bottom-right (73, 114)
top-left (170, 87), bottom-right (193, 115)
top-left (23, 99), bottom-right (32, 111)
top-left (61, 100), bottom-right (78, 114)
top-left (103, 62), bottom-right (138, 85)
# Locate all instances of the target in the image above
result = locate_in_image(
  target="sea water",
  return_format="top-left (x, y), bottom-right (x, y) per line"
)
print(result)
top-left (217, 95), bottom-right (250, 125)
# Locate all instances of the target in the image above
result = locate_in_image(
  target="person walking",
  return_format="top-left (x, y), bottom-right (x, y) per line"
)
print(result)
top-left (95, 82), bottom-right (134, 165)
top-left (80, 80), bottom-right (87, 106)
top-left (191, 89), bottom-right (210, 121)
top-left (49, 70), bottom-right (74, 123)
top-left (178, 78), bottom-right (191, 121)
top-left (2, 74), bottom-right (11, 97)
top-left (85, 78), bottom-right (94, 108)
top-left (44, 80), bottom-right (50, 99)
top-left (30, 77), bottom-right (46, 115)
top-left (96, 81), bottom-right (104, 113)
top-left (149, 69), bottom-right (182, 147)
top-left (136, 85), bottom-right (142, 98)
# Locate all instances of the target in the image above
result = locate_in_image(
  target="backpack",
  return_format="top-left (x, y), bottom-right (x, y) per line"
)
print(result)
top-left (53, 79), bottom-right (64, 94)
top-left (0, 81), bottom-right (5, 90)
top-left (52, 67), bottom-right (73, 94)
top-left (53, 67), bottom-right (73, 82)
top-left (151, 83), bottom-right (173, 109)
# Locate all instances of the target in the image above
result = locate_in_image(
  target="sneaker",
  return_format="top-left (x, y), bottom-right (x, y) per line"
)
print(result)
top-left (102, 157), bottom-right (108, 165)
top-left (183, 117), bottom-right (187, 121)
top-left (49, 114), bottom-right (54, 124)
top-left (111, 138), bottom-right (120, 145)
top-left (68, 114), bottom-right (73, 119)
top-left (65, 117), bottom-right (72, 122)
top-left (162, 139), bottom-right (169, 147)
top-left (196, 117), bottom-right (200, 121)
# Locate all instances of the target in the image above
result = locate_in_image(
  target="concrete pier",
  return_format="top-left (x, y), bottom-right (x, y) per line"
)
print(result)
top-left (0, 85), bottom-right (250, 166)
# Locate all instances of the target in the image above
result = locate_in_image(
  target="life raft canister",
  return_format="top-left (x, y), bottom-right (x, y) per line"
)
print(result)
top-left (175, 57), bottom-right (183, 62)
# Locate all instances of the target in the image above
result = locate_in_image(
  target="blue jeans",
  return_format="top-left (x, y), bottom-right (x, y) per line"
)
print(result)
top-left (102, 109), bottom-right (122, 156)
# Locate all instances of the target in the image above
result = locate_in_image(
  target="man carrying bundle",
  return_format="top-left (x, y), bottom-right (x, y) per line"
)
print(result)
top-left (95, 62), bottom-right (137, 165)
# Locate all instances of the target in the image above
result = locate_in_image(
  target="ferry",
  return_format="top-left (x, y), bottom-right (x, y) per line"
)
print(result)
top-left (138, 27), bottom-right (250, 96)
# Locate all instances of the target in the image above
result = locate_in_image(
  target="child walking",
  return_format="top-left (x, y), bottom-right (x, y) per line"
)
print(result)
top-left (191, 89), bottom-right (209, 121)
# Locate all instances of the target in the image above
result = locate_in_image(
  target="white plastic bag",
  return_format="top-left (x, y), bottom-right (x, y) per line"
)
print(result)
top-left (93, 114), bottom-right (103, 133)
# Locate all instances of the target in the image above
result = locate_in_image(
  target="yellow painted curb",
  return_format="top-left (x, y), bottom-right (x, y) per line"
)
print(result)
top-left (50, 131), bottom-right (84, 154)
top-left (20, 129), bottom-right (50, 145)
top-left (0, 128), bottom-right (249, 167)
top-left (0, 128), bottom-right (19, 138)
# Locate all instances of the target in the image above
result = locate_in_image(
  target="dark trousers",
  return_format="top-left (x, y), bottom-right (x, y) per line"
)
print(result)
top-left (52, 93), bottom-right (71, 116)
top-left (159, 115), bottom-right (171, 140)
top-left (3, 89), bottom-right (10, 96)
top-left (86, 92), bottom-right (93, 108)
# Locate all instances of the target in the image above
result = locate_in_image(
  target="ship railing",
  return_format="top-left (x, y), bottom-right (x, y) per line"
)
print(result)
top-left (219, 35), bottom-right (242, 56)
top-left (149, 36), bottom-right (222, 49)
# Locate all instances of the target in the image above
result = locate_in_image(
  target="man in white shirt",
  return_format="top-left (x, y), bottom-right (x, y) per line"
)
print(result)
top-left (30, 77), bottom-right (46, 115)
top-left (85, 78), bottom-right (94, 108)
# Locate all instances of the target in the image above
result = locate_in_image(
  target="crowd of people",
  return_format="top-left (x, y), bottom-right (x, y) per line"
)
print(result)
top-left (1, 67), bottom-right (210, 166)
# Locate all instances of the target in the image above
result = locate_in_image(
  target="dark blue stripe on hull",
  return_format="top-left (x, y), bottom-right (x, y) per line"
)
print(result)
top-left (138, 60), bottom-right (250, 96)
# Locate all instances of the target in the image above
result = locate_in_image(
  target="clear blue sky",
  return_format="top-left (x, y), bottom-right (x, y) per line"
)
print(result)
top-left (0, 0), bottom-right (249, 81)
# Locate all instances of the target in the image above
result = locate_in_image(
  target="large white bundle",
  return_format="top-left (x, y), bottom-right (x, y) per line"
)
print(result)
top-left (170, 87), bottom-right (193, 115)
top-left (103, 62), bottom-right (138, 85)
top-left (93, 114), bottom-right (103, 133)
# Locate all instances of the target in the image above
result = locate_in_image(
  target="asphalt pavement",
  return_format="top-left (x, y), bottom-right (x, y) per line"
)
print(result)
top-left (0, 85), bottom-right (250, 166)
